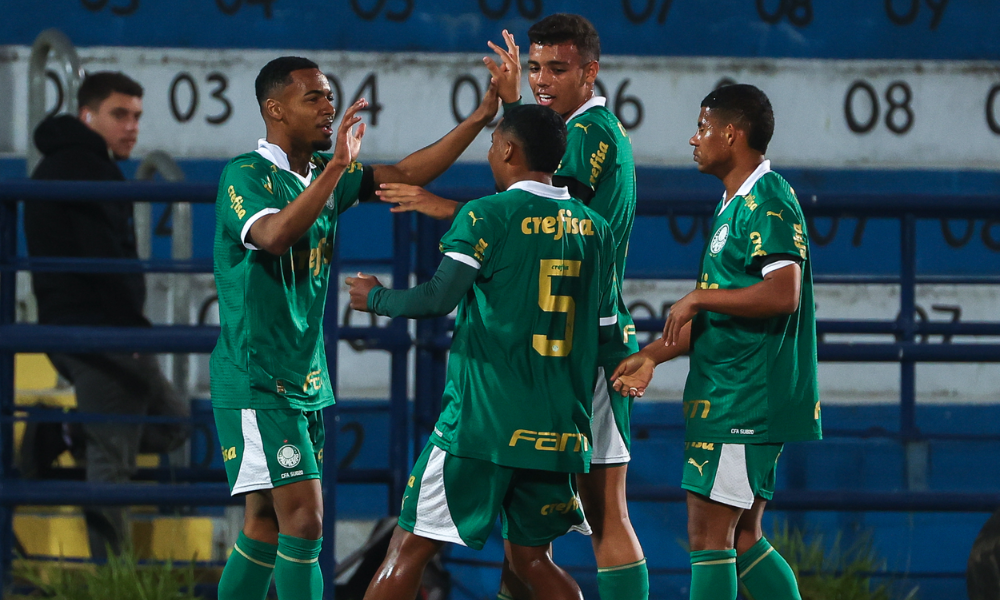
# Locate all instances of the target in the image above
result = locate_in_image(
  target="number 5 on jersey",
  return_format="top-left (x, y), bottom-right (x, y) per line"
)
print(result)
top-left (533, 259), bottom-right (581, 357)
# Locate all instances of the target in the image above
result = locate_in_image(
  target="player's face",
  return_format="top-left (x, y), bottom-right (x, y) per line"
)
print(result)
top-left (281, 69), bottom-right (337, 151)
top-left (527, 42), bottom-right (597, 120)
top-left (81, 92), bottom-right (142, 160)
top-left (689, 107), bottom-right (732, 176)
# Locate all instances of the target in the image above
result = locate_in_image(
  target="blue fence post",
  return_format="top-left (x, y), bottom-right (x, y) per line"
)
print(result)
top-left (899, 212), bottom-right (926, 490)
top-left (0, 196), bottom-right (16, 597)
top-left (321, 239), bottom-right (342, 600)
top-left (387, 212), bottom-right (411, 514)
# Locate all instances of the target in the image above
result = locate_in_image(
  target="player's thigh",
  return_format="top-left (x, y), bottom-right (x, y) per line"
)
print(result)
top-left (681, 441), bottom-right (784, 510)
top-left (502, 468), bottom-right (589, 548)
top-left (590, 366), bottom-right (634, 466)
top-left (214, 407), bottom-right (323, 496)
top-left (576, 462), bottom-right (630, 524)
top-left (398, 442), bottom-right (512, 551)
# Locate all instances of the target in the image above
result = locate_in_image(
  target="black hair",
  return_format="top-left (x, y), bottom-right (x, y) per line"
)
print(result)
top-left (498, 104), bottom-right (567, 173)
top-left (255, 56), bottom-right (319, 105)
top-left (700, 84), bottom-right (775, 154)
top-left (527, 13), bottom-right (601, 63)
top-left (78, 71), bottom-right (143, 110)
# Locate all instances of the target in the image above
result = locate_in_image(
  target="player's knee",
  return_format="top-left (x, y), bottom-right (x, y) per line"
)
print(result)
top-left (508, 546), bottom-right (552, 581)
top-left (279, 504), bottom-right (323, 539)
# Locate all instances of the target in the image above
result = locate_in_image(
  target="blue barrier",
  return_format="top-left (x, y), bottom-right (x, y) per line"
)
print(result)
top-left (0, 181), bottom-right (414, 600)
top-left (3, 180), bottom-right (1000, 597)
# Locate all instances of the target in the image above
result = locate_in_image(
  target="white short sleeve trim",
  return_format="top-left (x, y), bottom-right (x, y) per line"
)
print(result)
top-left (761, 260), bottom-right (799, 278)
top-left (241, 208), bottom-right (280, 250)
top-left (444, 252), bottom-right (481, 270)
top-left (599, 315), bottom-right (618, 326)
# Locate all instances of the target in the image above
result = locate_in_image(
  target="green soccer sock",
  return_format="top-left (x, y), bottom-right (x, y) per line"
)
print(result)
top-left (275, 534), bottom-right (323, 600)
top-left (737, 537), bottom-right (802, 600)
top-left (690, 549), bottom-right (737, 600)
top-left (597, 558), bottom-right (650, 600)
top-left (218, 531), bottom-right (277, 600)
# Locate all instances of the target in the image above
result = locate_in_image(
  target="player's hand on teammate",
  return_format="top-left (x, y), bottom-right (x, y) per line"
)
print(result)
top-left (331, 98), bottom-right (368, 169)
top-left (345, 272), bottom-right (383, 311)
top-left (663, 290), bottom-right (702, 347)
top-left (484, 29), bottom-right (521, 105)
top-left (377, 183), bottom-right (460, 220)
top-left (610, 353), bottom-right (655, 398)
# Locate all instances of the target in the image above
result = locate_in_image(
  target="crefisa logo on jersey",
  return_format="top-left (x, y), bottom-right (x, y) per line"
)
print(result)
top-left (277, 444), bottom-right (301, 469)
top-left (710, 224), bottom-right (729, 254)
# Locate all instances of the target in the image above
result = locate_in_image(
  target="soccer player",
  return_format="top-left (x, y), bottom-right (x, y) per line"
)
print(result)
top-left (611, 84), bottom-right (821, 600)
top-left (346, 104), bottom-right (628, 600)
top-left (378, 16), bottom-right (647, 599)
top-left (211, 56), bottom-right (499, 600)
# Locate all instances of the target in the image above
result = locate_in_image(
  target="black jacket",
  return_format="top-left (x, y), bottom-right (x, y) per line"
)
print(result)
top-left (24, 115), bottom-right (149, 327)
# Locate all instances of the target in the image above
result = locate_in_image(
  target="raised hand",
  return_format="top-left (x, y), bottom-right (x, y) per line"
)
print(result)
top-left (332, 98), bottom-right (368, 169)
top-left (345, 272), bottom-right (383, 311)
top-left (376, 183), bottom-right (460, 220)
top-left (472, 77), bottom-right (502, 125)
top-left (484, 29), bottom-right (521, 105)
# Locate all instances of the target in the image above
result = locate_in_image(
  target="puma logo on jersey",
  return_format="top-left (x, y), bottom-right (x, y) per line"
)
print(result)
top-left (240, 163), bottom-right (255, 169)
top-left (574, 123), bottom-right (590, 133)
top-left (468, 211), bottom-right (483, 226)
top-left (687, 458), bottom-right (709, 476)
top-left (767, 210), bottom-right (784, 221)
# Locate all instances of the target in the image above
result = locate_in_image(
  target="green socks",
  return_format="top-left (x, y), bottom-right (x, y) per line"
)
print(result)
top-left (274, 533), bottom-right (323, 600)
top-left (275, 534), bottom-right (324, 600)
top-left (597, 558), bottom-right (650, 600)
top-left (737, 537), bottom-right (802, 600)
top-left (690, 549), bottom-right (737, 600)
top-left (218, 531), bottom-right (277, 600)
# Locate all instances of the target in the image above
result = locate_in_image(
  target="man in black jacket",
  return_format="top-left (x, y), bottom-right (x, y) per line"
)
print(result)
top-left (22, 71), bottom-right (189, 557)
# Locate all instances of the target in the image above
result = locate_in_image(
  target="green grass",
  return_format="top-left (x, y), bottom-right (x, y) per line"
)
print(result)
top-left (766, 521), bottom-right (920, 600)
top-left (10, 550), bottom-right (202, 600)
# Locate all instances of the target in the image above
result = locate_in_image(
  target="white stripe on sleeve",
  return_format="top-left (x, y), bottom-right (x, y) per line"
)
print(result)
top-left (444, 252), bottom-right (481, 270)
top-left (240, 208), bottom-right (281, 250)
top-left (599, 315), bottom-right (618, 326)
top-left (761, 260), bottom-right (798, 278)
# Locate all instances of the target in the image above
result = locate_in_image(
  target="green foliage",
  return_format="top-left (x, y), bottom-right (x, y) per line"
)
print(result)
top-left (12, 551), bottom-right (201, 600)
top-left (766, 521), bottom-right (919, 600)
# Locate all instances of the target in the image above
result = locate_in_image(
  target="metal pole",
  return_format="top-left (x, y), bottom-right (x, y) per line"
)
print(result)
top-left (0, 195), bottom-right (18, 596)
top-left (27, 29), bottom-right (84, 176)
top-left (321, 239), bottom-right (341, 600)
top-left (899, 213), bottom-right (926, 490)
top-left (388, 213), bottom-right (412, 513)
top-left (136, 152), bottom-right (191, 472)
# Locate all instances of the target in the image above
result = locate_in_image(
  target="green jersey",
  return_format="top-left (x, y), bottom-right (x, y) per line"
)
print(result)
top-left (210, 142), bottom-right (367, 411)
top-left (684, 161), bottom-right (822, 444)
top-left (555, 98), bottom-right (639, 365)
top-left (431, 181), bottom-right (626, 473)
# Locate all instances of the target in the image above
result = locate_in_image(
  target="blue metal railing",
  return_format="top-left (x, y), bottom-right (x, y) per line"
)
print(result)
top-left (4, 180), bottom-right (1000, 595)
top-left (0, 181), bottom-right (415, 600)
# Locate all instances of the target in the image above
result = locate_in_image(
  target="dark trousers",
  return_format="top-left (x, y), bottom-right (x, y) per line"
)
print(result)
top-left (48, 352), bottom-right (190, 557)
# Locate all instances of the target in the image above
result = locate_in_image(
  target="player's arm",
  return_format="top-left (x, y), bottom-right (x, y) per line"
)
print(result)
top-left (378, 33), bottom-right (519, 219)
top-left (346, 256), bottom-right (478, 318)
top-left (248, 100), bottom-right (366, 255)
top-left (365, 83), bottom-right (500, 201)
top-left (662, 262), bottom-right (800, 345)
top-left (610, 322), bottom-right (692, 397)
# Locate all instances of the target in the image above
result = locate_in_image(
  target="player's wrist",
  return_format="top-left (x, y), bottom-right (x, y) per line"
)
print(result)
top-left (501, 97), bottom-right (523, 112)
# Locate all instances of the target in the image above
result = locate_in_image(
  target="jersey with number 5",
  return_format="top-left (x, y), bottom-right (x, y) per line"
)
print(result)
top-left (431, 181), bottom-right (625, 473)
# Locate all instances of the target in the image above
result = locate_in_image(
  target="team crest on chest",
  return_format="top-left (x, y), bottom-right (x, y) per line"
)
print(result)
top-left (710, 223), bottom-right (730, 254)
